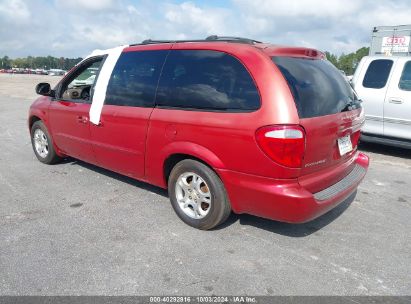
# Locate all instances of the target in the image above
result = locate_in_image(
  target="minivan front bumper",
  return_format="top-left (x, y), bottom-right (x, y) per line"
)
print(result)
top-left (216, 152), bottom-right (369, 223)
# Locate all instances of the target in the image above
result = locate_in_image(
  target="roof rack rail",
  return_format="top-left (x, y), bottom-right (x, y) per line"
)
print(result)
top-left (140, 39), bottom-right (174, 44)
top-left (131, 36), bottom-right (263, 46)
top-left (138, 39), bottom-right (207, 45)
top-left (205, 35), bottom-right (262, 44)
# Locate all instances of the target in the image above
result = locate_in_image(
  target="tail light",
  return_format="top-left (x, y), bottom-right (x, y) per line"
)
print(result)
top-left (351, 130), bottom-right (361, 148)
top-left (256, 125), bottom-right (306, 168)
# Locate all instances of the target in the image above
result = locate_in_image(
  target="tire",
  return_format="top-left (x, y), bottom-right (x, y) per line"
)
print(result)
top-left (168, 159), bottom-right (231, 230)
top-left (30, 121), bottom-right (62, 164)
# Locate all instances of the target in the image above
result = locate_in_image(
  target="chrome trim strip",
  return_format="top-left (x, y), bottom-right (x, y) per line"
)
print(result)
top-left (365, 115), bottom-right (383, 122)
top-left (383, 117), bottom-right (411, 126)
top-left (365, 115), bottom-right (411, 126)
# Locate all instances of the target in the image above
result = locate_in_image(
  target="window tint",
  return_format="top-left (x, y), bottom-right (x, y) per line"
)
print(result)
top-left (272, 57), bottom-right (359, 119)
top-left (399, 61), bottom-right (411, 91)
top-left (105, 50), bottom-right (168, 107)
top-left (156, 50), bottom-right (260, 111)
top-left (362, 59), bottom-right (393, 89)
top-left (67, 61), bottom-right (102, 89)
top-left (61, 58), bottom-right (103, 103)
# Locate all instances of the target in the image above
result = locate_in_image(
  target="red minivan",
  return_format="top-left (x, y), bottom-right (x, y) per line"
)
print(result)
top-left (29, 36), bottom-right (369, 230)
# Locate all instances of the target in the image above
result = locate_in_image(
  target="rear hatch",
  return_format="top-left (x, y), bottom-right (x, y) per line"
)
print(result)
top-left (272, 56), bottom-right (364, 192)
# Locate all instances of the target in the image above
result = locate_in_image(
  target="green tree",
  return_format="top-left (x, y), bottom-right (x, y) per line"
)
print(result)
top-left (1, 56), bottom-right (11, 69)
top-left (13, 57), bottom-right (28, 68)
top-left (325, 51), bottom-right (338, 67)
top-left (338, 53), bottom-right (356, 75)
top-left (355, 47), bottom-right (369, 60)
top-left (325, 47), bottom-right (370, 75)
top-left (1, 55), bottom-right (83, 70)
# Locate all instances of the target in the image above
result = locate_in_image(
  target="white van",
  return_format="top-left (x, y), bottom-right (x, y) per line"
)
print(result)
top-left (352, 56), bottom-right (411, 148)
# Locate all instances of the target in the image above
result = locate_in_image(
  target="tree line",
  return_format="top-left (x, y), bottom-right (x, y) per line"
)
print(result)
top-left (1, 46), bottom-right (370, 74)
top-left (0, 55), bottom-right (83, 70)
top-left (325, 47), bottom-right (369, 75)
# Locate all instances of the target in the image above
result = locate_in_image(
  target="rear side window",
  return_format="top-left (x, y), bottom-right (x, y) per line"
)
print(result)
top-left (362, 59), bottom-right (393, 89)
top-left (399, 61), bottom-right (411, 91)
top-left (272, 57), bottom-right (358, 119)
top-left (105, 50), bottom-right (168, 107)
top-left (156, 50), bottom-right (260, 111)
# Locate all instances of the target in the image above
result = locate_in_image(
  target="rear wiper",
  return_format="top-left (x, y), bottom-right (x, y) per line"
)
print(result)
top-left (341, 99), bottom-right (361, 112)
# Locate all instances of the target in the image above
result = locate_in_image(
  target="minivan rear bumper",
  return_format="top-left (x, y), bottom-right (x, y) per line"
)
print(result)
top-left (216, 152), bottom-right (369, 223)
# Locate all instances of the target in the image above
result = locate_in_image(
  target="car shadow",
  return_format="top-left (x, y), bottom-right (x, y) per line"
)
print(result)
top-left (214, 191), bottom-right (356, 237)
top-left (359, 141), bottom-right (411, 159)
top-left (66, 158), bottom-right (168, 198)
top-left (61, 157), bottom-right (354, 237)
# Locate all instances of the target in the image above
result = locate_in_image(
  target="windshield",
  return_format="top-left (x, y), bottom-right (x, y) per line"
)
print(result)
top-left (272, 57), bottom-right (360, 119)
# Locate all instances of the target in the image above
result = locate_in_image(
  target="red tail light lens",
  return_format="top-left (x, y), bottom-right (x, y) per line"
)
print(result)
top-left (256, 125), bottom-right (306, 168)
top-left (351, 130), bottom-right (361, 148)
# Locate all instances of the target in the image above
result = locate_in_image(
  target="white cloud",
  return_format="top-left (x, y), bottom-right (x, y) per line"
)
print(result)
top-left (1, 0), bottom-right (411, 58)
top-left (356, 2), bottom-right (411, 31)
top-left (231, 0), bottom-right (411, 54)
top-left (0, 0), bottom-right (30, 21)
top-left (233, 0), bottom-right (361, 18)
top-left (55, 0), bottom-right (115, 11)
top-left (163, 2), bottom-right (234, 36)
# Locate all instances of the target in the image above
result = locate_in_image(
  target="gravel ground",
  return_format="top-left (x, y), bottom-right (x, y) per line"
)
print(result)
top-left (0, 74), bottom-right (410, 296)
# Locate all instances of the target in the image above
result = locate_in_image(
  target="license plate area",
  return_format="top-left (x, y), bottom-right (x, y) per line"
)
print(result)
top-left (338, 135), bottom-right (353, 156)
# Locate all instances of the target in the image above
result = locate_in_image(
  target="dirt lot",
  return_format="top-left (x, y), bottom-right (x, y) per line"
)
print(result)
top-left (0, 74), bottom-right (410, 295)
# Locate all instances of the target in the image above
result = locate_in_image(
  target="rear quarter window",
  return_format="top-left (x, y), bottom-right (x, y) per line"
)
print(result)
top-left (155, 50), bottom-right (260, 111)
top-left (362, 59), bottom-right (393, 89)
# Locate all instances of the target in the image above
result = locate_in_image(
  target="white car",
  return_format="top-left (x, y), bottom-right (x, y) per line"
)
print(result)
top-left (70, 74), bottom-right (96, 87)
top-left (351, 55), bottom-right (411, 148)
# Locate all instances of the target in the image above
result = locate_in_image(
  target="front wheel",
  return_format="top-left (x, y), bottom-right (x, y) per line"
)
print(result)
top-left (168, 159), bottom-right (231, 230)
top-left (31, 121), bottom-right (62, 164)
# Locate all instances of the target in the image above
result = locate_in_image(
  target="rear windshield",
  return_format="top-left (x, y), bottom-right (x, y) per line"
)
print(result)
top-left (272, 57), bottom-right (359, 119)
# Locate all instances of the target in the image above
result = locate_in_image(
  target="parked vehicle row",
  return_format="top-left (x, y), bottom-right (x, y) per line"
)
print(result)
top-left (0, 68), bottom-right (66, 75)
top-left (29, 36), bottom-right (369, 229)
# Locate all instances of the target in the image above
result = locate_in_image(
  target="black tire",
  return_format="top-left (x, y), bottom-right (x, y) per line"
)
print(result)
top-left (168, 159), bottom-right (231, 230)
top-left (30, 121), bottom-right (62, 164)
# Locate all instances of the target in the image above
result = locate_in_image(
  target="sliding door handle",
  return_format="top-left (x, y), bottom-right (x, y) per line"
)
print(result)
top-left (76, 116), bottom-right (88, 124)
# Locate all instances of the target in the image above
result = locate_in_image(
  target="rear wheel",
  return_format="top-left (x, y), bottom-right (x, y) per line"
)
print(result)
top-left (31, 121), bottom-right (62, 164)
top-left (168, 159), bottom-right (231, 230)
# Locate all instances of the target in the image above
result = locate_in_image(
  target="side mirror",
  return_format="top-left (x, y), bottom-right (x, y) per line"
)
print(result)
top-left (35, 83), bottom-right (55, 97)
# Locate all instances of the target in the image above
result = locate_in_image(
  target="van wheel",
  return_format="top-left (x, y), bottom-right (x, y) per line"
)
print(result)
top-left (168, 159), bottom-right (231, 230)
top-left (31, 121), bottom-right (61, 164)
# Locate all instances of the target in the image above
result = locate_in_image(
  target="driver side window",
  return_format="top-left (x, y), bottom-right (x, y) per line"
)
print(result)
top-left (60, 57), bottom-right (104, 103)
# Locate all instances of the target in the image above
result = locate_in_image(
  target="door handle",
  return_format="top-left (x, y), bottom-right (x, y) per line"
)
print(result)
top-left (77, 116), bottom-right (88, 124)
top-left (389, 98), bottom-right (403, 104)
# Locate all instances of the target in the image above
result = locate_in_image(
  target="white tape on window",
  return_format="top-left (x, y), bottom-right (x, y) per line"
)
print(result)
top-left (89, 45), bottom-right (127, 125)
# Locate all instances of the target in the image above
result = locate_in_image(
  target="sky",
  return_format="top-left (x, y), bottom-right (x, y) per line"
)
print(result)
top-left (1, 0), bottom-right (411, 58)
